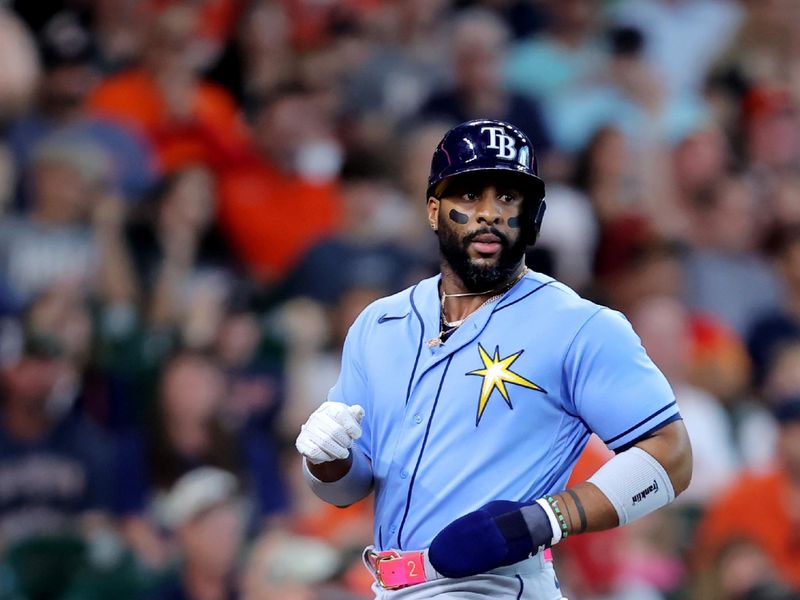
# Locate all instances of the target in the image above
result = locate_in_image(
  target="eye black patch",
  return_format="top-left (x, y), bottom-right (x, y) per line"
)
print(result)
top-left (449, 209), bottom-right (469, 224)
top-left (508, 216), bottom-right (521, 228)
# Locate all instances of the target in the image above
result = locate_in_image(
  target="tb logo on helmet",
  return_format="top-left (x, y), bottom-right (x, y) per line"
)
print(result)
top-left (481, 126), bottom-right (517, 160)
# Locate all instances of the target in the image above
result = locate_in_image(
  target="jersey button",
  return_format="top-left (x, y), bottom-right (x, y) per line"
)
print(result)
top-left (414, 415), bottom-right (422, 424)
top-left (400, 470), bottom-right (409, 479)
top-left (390, 526), bottom-right (397, 534)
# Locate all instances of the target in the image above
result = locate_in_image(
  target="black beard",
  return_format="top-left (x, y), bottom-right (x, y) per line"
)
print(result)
top-left (437, 218), bottom-right (527, 292)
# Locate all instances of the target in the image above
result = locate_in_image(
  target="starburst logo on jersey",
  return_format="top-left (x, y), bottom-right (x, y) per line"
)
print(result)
top-left (466, 344), bottom-right (546, 426)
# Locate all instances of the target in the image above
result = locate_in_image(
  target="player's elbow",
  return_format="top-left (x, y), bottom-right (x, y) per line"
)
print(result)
top-left (665, 421), bottom-right (693, 496)
top-left (637, 420), bottom-right (693, 497)
top-left (671, 436), bottom-right (693, 497)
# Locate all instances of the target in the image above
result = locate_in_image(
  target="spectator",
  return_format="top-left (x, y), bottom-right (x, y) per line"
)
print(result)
top-left (216, 86), bottom-right (343, 285)
top-left (748, 226), bottom-right (800, 388)
top-left (391, 121), bottom-right (453, 271)
top-left (279, 149), bottom-right (427, 306)
top-left (694, 395), bottom-right (800, 591)
top-left (5, 12), bottom-right (158, 207)
top-left (695, 538), bottom-right (795, 600)
top-left (148, 467), bottom-right (246, 600)
top-left (631, 296), bottom-right (739, 505)
top-left (608, 0), bottom-right (743, 102)
top-left (126, 166), bottom-right (236, 332)
top-left (340, 0), bottom-right (452, 126)
top-left (87, 4), bottom-right (249, 173)
top-left (0, 134), bottom-right (138, 311)
top-left (242, 532), bottom-right (359, 600)
top-left (0, 337), bottom-right (115, 547)
top-left (571, 121), bottom-right (682, 254)
top-left (713, 0), bottom-right (800, 96)
top-left (688, 320), bottom-right (749, 401)
top-left (116, 352), bottom-right (287, 572)
top-left (205, 0), bottom-right (294, 119)
top-left (117, 351), bottom-right (287, 523)
top-left (742, 87), bottom-right (800, 177)
top-left (528, 16), bottom-right (708, 152)
top-left (505, 0), bottom-right (604, 110)
top-left (683, 173), bottom-right (783, 334)
top-left (671, 124), bottom-right (731, 241)
top-left (280, 273), bottom-right (391, 440)
top-left (91, 0), bottom-right (149, 71)
top-left (213, 290), bottom-right (286, 433)
top-left (420, 8), bottom-right (551, 152)
top-left (593, 229), bottom-right (685, 317)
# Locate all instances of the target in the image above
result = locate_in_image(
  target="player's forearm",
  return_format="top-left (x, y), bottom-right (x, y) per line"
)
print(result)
top-left (554, 420), bottom-right (693, 535)
top-left (303, 447), bottom-right (374, 507)
top-left (551, 481), bottom-right (618, 534)
top-left (431, 421), bottom-right (692, 578)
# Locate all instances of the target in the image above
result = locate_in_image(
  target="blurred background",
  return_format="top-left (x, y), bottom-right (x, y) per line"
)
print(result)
top-left (0, 0), bottom-right (798, 598)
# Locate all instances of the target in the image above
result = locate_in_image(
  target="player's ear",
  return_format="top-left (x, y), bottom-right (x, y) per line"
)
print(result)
top-left (427, 197), bottom-right (439, 232)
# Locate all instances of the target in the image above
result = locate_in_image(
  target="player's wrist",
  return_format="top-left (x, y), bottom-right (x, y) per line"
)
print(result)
top-left (527, 497), bottom-right (565, 546)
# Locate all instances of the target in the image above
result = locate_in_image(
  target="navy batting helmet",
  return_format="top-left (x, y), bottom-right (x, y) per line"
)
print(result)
top-left (427, 119), bottom-right (546, 244)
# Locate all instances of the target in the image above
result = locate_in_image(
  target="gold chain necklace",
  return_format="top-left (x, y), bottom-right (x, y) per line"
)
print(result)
top-left (426, 268), bottom-right (529, 348)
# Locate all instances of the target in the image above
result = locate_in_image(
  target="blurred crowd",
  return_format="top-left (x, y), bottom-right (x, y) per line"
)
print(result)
top-left (0, 0), bottom-right (799, 598)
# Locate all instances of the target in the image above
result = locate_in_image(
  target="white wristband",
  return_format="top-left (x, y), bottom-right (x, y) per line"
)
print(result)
top-left (534, 498), bottom-right (562, 546)
top-left (587, 446), bottom-right (675, 526)
top-left (303, 446), bottom-right (374, 507)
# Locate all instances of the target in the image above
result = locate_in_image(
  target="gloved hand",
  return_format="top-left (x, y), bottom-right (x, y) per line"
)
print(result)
top-left (295, 401), bottom-right (365, 464)
top-left (428, 499), bottom-right (553, 579)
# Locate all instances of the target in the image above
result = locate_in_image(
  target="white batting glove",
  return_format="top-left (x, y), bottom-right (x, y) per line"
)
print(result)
top-left (296, 401), bottom-right (365, 465)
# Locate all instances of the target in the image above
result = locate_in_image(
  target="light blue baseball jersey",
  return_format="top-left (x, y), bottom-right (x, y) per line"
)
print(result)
top-left (328, 270), bottom-right (679, 552)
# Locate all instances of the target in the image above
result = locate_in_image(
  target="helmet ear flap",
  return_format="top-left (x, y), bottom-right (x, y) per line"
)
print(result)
top-left (528, 199), bottom-right (547, 245)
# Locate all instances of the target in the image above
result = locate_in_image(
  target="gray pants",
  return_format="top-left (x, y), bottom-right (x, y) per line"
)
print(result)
top-left (368, 552), bottom-right (567, 600)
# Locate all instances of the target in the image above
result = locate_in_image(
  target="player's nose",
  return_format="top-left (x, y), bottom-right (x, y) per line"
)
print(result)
top-left (475, 188), bottom-right (502, 225)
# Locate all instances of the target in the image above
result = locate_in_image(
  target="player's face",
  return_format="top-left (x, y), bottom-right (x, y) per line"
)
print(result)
top-left (429, 172), bottom-right (528, 291)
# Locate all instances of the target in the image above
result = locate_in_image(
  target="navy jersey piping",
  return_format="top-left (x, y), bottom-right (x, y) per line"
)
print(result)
top-left (396, 355), bottom-right (454, 550)
top-left (378, 314), bottom-right (407, 323)
top-left (495, 280), bottom-right (555, 312)
top-left (615, 414), bottom-right (683, 453)
top-left (603, 400), bottom-right (677, 445)
top-left (405, 284), bottom-right (425, 405)
top-left (515, 574), bottom-right (524, 600)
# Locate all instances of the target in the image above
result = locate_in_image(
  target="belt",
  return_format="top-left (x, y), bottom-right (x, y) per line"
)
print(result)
top-left (364, 548), bottom-right (430, 590)
top-left (363, 546), bottom-right (554, 590)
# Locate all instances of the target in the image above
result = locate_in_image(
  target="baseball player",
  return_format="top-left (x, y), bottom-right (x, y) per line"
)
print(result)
top-left (296, 119), bottom-right (693, 599)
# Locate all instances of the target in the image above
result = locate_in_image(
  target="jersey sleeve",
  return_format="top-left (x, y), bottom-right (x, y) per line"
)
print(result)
top-left (327, 313), bottom-right (372, 458)
top-left (563, 308), bottom-right (679, 451)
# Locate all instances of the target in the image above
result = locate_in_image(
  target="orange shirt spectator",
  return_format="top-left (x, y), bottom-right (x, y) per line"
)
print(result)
top-left (694, 468), bottom-right (800, 589)
top-left (216, 156), bottom-right (341, 284)
top-left (87, 68), bottom-right (248, 172)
